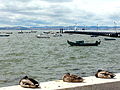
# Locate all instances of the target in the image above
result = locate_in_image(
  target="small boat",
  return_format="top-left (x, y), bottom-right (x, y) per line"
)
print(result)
top-left (53, 33), bottom-right (62, 37)
top-left (0, 34), bottom-right (10, 37)
top-left (36, 35), bottom-right (50, 38)
top-left (5, 32), bottom-right (13, 34)
top-left (104, 38), bottom-right (116, 40)
top-left (18, 31), bottom-right (24, 34)
top-left (30, 31), bottom-right (37, 33)
top-left (67, 40), bottom-right (101, 46)
top-left (90, 35), bottom-right (98, 37)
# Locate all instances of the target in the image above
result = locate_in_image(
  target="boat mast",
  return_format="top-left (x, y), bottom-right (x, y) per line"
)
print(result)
top-left (74, 23), bottom-right (78, 31)
top-left (114, 21), bottom-right (117, 31)
top-left (97, 24), bottom-right (99, 31)
top-left (113, 21), bottom-right (118, 37)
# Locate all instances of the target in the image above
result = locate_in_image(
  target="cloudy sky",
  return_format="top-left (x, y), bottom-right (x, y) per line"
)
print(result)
top-left (0, 0), bottom-right (120, 26)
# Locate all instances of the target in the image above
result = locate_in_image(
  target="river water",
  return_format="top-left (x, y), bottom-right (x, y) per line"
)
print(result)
top-left (0, 30), bottom-right (120, 87)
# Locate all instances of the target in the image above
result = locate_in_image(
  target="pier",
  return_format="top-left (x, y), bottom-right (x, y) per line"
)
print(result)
top-left (64, 30), bottom-right (120, 37)
top-left (1, 73), bottom-right (120, 90)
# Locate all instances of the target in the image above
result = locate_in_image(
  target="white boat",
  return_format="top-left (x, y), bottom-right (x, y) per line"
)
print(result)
top-left (36, 35), bottom-right (50, 38)
top-left (53, 33), bottom-right (62, 37)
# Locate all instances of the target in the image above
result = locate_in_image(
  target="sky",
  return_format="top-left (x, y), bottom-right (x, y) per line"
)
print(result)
top-left (0, 0), bottom-right (120, 27)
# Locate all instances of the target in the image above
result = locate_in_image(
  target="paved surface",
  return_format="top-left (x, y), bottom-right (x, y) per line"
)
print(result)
top-left (0, 73), bottom-right (120, 90)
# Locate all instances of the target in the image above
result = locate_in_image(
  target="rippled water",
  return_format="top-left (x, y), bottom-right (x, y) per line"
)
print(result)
top-left (0, 30), bottom-right (120, 87)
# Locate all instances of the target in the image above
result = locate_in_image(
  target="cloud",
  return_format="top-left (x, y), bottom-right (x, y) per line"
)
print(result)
top-left (41, 0), bottom-right (73, 3)
top-left (108, 13), bottom-right (120, 23)
top-left (0, 0), bottom-right (120, 26)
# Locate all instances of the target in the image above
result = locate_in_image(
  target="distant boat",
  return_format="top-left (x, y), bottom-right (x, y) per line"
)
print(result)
top-left (104, 38), bottom-right (116, 40)
top-left (18, 31), bottom-right (23, 34)
top-left (5, 32), bottom-right (13, 34)
top-left (90, 35), bottom-right (98, 37)
top-left (30, 31), bottom-right (37, 33)
top-left (36, 35), bottom-right (50, 38)
top-left (67, 40), bottom-right (101, 46)
top-left (0, 34), bottom-right (10, 37)
top-left (53, 33), bottom-right (62, 37)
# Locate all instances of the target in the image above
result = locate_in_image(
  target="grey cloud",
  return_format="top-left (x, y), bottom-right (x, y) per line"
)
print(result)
top-left (41, 0), bottom-right (73, 3)
top-left (0, 2), bottom-right (43, 16)
top-left (0, 16), bottom-right (15, 25)
top-left (3, 4), bottom-right (72, 19)
top-left (15, 18), bottom-right (52, 26)
top-left (0, 0), bottom-right (73, 20)
top-left (1, 0), bottom-right (32, 2)
top-left (0, 0), bottom-right (118, 26)
top-left (16, 0), bottom-right (32, 2)
top-left (108, 13), bottom-right (120, 22)
top-left (47, 5), bottom-right (72, 17)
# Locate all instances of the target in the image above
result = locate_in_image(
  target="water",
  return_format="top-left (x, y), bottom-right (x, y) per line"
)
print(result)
top-left (0, 30), bottom-right (120, 87)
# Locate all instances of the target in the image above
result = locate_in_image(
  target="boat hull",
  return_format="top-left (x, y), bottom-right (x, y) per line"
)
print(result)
top-left (104, 38), bottom-right (116, 40)
top-left (67, 40), bottom-right (101, 46)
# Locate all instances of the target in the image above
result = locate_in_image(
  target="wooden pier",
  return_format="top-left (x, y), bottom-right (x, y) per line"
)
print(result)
top-left (64, 30), bottom-right (120, 37)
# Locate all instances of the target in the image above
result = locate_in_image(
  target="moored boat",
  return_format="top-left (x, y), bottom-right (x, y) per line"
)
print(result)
top-left (0, 34), bottom-right (10, 37)
top-left (67, 40), bottom-right (101, 46)
top-left (53, 33), bottom-right (62, 37)
top-left (91, 35), bottom-right (98, 37)
top-left (104, 38), bottom-right (116, 40)
top-left (36, 35), bottom-right (50, 38)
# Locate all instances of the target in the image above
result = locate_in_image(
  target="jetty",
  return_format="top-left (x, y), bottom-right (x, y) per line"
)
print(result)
top-left (64, 30), bottom-right (120, 37)
top-left (1, 73), bottom-right (120, 90)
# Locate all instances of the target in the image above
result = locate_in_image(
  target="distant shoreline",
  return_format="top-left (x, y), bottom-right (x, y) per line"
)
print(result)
top-left (0, 26), bottom-right (120, 30)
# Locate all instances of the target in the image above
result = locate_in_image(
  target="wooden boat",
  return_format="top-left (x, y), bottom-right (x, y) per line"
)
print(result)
top-left (0, 34), bottom-right (10, 37)
top-left (67, 40), bottom-right (101, 46)
top-left (104, 38), bottom-right (116, 40)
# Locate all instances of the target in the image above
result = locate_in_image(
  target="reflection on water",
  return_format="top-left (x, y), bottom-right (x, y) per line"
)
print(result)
top-left (0, 30), bottom-right (120, 87)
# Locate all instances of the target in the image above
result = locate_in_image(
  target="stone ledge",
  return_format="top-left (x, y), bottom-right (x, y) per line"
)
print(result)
top-left (0, 73), bottom-right (120, 90)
